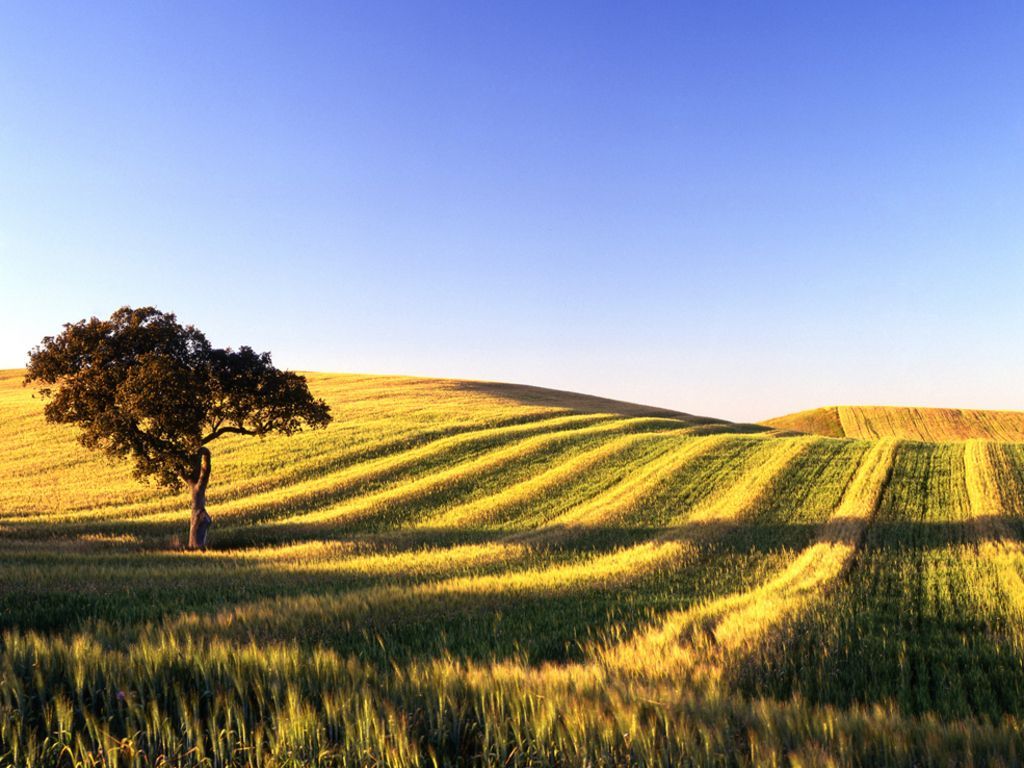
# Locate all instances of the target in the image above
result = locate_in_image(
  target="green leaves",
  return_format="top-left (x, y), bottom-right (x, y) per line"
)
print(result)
top-left (25, 306), bottom-right (331, 487)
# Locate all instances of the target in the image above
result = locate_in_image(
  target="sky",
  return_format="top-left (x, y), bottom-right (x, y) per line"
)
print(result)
top-left (1, 2), bottom-right (1023, 422)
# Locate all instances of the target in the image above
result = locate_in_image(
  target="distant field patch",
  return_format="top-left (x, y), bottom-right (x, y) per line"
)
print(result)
top-left (764, 404), bottom-right (1024, 442)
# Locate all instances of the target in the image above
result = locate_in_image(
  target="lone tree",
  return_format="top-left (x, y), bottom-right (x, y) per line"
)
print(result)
top-left (25, 306), bottom-right (331, 550)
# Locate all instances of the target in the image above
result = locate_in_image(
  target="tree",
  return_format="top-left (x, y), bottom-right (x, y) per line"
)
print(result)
top-left (24, 306), bottom-right (332, 550)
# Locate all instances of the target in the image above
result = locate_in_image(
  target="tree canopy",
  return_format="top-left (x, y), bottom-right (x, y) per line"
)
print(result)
top-left (25, 306), bottom-right (332, 488)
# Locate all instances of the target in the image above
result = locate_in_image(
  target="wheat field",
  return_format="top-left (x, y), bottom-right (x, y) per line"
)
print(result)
top-left (764, 404), bottom-right (1024, 442)
top-left (3, 369), bottom-right (1024, 766)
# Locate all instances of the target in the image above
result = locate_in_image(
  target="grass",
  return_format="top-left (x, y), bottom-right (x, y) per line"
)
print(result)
top-left (764, 404), bottom-right (1024, 442)
top-left (3, 369), bottom-right (1024, 765)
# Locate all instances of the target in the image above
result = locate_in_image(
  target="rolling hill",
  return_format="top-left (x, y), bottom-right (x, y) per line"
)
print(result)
top-left (764, 403), bottom-right (1024, 442)
top-left (3, 369), bottom-right (1024, 765)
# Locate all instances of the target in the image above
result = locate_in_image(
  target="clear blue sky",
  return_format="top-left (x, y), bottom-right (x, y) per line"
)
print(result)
top-left (2, 2), bottom-right (1022, 422)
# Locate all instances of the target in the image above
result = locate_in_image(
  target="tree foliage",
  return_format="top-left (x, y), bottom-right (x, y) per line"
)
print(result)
top-left (25, 306), bottom-right (331, 487)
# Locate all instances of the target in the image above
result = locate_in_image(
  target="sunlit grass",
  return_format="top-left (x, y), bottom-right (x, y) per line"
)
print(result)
top-left (3, 370), bottom-right (1024, 765)
top-left (766, 403), bottom-right (1024, 442)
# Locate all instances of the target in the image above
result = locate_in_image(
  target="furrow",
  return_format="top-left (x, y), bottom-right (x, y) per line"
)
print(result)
top-left (416, 431), bottom-right (679, 530)
top-left (256, 417), bottom-right (667, 532)
top-left (12, 413), bottom-right (617, 525)
top-left (682, 438), bottom-right (814, 525)
top-left (700, 438), bottom-right (897, 649)
top-left (528, 435), bottom-right (739, 533)
top-left (595, 439), bottom-right (897, 679)
top-left (56, 409), bottom-right (583, 516)
top-left (157, 438), bottom-right (822, 646)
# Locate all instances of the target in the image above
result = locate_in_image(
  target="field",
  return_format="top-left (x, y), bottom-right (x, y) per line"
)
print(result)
top-left (3, 369), bottom-right (1024, 766)
top-left (764, 404), bottom-right (1024, 442)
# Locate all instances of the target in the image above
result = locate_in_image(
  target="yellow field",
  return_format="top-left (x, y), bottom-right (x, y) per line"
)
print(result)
top-left (3, 369), bottom-right (1024, 766)
top-left (764, 403), bottom-right (1024, 441)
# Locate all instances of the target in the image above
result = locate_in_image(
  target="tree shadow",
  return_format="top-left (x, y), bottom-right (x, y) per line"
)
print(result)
top-left (3, 515), bottom-right (1021, 554)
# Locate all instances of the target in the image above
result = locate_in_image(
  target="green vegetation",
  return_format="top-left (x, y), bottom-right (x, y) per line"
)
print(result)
top-left (3, 371), bottom-right (1024, 765)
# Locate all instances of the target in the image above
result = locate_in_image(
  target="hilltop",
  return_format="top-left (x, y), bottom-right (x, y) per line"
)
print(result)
top-left (763, 404), bottom-right (1024, 442)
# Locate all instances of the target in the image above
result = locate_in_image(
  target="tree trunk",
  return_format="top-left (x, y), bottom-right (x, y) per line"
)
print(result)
top-left (188, 447), bottom-right (212, 550)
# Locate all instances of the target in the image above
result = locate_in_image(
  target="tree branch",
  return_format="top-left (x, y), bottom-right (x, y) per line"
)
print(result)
top-left (201, 425), bottom-right (258, 444)
top-left (128, 422), bottom-right (187, 465)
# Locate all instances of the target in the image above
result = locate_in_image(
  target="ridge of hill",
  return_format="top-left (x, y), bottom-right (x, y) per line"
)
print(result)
top-left (763, 404), bottom-right (1024, 442)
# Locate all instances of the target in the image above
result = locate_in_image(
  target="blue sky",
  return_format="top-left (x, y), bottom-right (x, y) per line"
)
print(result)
top-left (1, 2), bottom-right (1022, 421)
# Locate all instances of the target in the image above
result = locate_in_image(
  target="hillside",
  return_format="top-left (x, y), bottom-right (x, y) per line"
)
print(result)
top-left (0, 368), bottom-right (740, 539)
top-left (3, 370), bottom-right (1024, 765)
top-left (764, 403), bottom-right (1024, 442)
